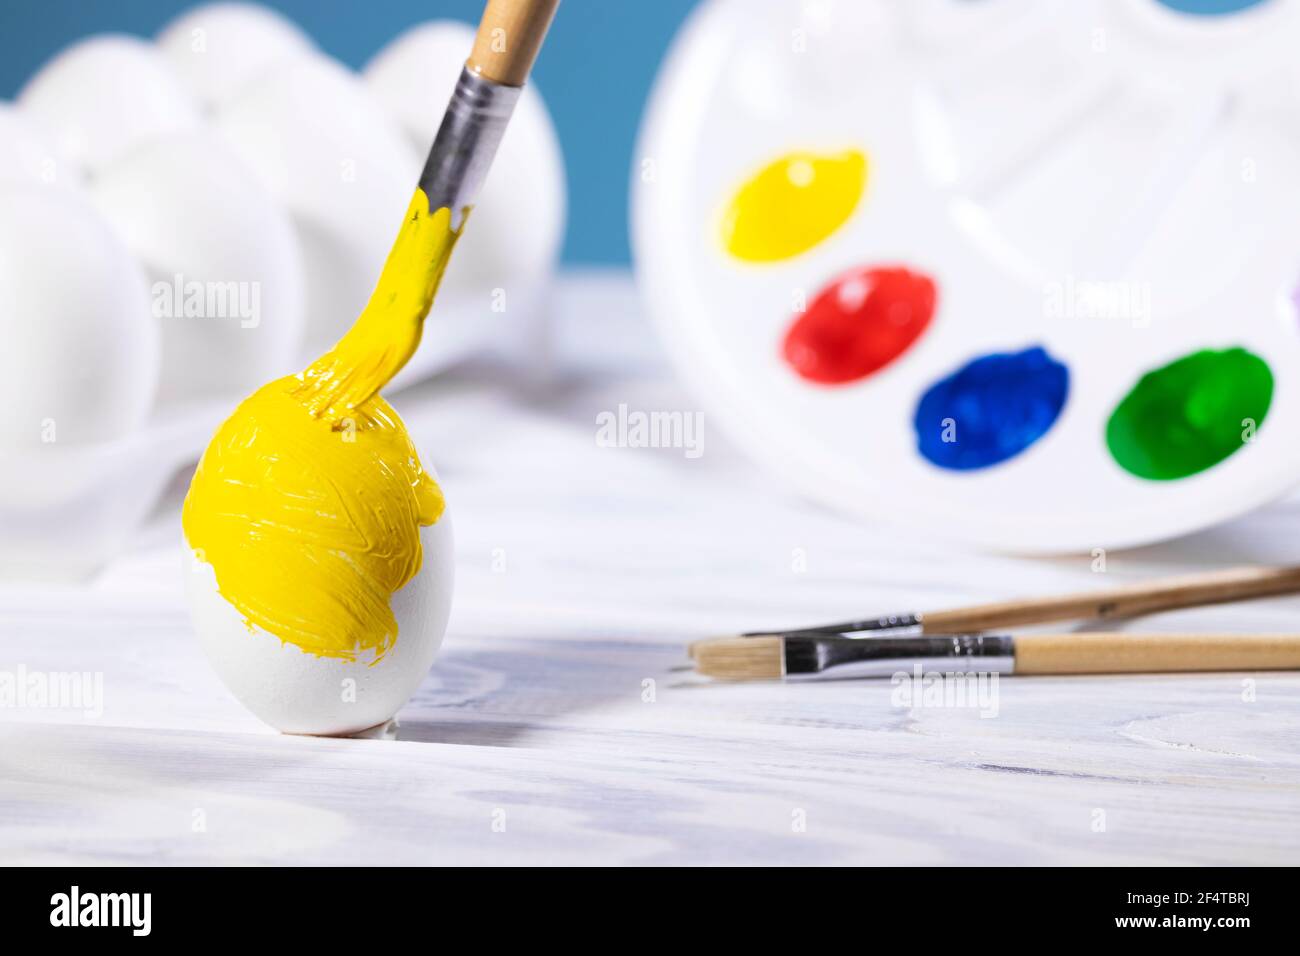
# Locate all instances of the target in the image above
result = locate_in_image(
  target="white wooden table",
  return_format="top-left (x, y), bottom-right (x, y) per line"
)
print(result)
top-left (3, 272), bottom-right (1299, 865)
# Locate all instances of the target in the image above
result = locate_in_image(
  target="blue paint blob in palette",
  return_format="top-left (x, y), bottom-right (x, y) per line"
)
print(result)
top-left (1154, 0), bottom-right (1271, 15)
top-left (914, 346), bottom-right (1069, 471)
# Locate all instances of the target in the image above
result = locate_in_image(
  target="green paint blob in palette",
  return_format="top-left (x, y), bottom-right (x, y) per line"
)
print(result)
top-left (1106, 348), bottom-right (1274, 481)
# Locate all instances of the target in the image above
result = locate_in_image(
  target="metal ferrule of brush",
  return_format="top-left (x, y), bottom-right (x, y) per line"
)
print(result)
top-left (418, 67), bottom-right (522, 229)
top-left (784, 634), bottom-right (1015, 680)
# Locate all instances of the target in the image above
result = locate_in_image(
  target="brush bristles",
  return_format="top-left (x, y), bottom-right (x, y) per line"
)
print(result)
top-left (688, 631), bottom-right (795, 659)
top-left (694, 637), bottom-right (784, 681)
top-left (687, 634), bottom-right (751, 659)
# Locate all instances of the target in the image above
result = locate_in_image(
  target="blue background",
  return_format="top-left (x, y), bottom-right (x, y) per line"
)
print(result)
top-left (0, 0), bottom-right (700, 265)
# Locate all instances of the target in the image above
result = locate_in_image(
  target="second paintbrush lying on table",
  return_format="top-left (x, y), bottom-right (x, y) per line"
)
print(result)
top-left (693, 631), bottom-right (1300, 681)
top-left (688, 564), bottom-right (1300, 657)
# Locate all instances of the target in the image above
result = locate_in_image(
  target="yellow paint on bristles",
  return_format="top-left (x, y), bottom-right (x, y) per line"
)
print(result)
top-left (182, 189), bottom-right (458, 664)
top-left (720, 149), bottom-right (867, 263)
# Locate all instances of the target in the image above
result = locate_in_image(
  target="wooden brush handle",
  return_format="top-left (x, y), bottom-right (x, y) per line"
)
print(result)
top-left (924, 565), bottom-right (1300, 634)
top-left (1014, 632), bottom-right (1300, 674)
top-left (468, 0), bottom-right (560, 86)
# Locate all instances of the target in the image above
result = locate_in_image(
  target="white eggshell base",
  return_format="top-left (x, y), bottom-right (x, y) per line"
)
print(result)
top-left (184, 517), bottom-right (454, 736)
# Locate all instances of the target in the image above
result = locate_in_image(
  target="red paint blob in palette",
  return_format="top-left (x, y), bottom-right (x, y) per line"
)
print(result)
top-left (782, 266), bottom-right (936, 385)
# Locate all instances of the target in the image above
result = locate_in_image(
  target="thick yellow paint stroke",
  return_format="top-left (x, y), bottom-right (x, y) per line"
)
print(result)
top-left (720, 149), bottom-right (867, 263)
top-left (182, 189), bottom-right (457, 663)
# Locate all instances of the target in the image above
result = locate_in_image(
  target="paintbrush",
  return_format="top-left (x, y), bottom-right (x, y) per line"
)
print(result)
top-left (419, 0), bottom-right (559, 230)
top-left (693, 632), bottom-right (1300, 681)
top-left (687, 564), bottom-right (1300, 656)
top-left (291, 0), bottom-right (558, 421)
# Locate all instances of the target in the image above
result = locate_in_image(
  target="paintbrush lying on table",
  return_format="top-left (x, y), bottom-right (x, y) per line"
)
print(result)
top-left (689, 565), bottom-right (1300, 681)
top-left (688, 564), bottom-right (1300, 658)
top-left (693, 631), bottom-right (1300, 681)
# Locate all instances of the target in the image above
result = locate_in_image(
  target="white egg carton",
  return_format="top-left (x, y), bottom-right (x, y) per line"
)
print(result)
top-left (0, 5), bottom-right (565, 580)
top-left (0, 402), bottom-right (224, 580)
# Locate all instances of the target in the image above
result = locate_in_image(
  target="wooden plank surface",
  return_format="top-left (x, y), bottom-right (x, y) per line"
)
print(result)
top-left (2, 273), bottom-right (1299, 865)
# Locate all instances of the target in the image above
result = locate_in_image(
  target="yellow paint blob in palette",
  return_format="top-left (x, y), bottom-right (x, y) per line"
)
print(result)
top-left (720, 149), bottom-right (867, 262)
top-left (183, 189), bottom-right (455, 662)
top-left (634, 0), bottom-right (1300, 551)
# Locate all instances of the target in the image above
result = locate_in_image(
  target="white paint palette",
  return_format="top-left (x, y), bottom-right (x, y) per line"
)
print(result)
top-left (633, 0), bottom-right (1300, 552)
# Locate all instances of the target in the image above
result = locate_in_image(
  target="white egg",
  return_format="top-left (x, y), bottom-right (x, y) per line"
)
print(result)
top-left (0, 186), bottom-right (158, 446)
top-left (17, 35), bottom-right (200, 174)
top-left (185, 513), bottom-right (455, 736)
top-left (157, 2), bottom-right (316, 110)
top-left (364, 21), bottom-right (565, 318)
top-left (0, 102), bottom-right (79, 188)
top-left (215, 54), bottom-right (419, 356)
top-left (88, 130), bottom-right (306, 404)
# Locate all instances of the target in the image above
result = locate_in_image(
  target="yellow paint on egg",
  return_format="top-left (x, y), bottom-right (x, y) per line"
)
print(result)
top-left (720, 149), bottom-right (867, 263)
top-left (182, 188), bottom-right (457, 663)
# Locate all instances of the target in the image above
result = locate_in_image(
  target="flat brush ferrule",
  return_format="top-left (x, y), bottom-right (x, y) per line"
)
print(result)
top-left (418, 67), bottom-right (522, 229)
top-left (785, 634), bottom-right (1015, 680)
